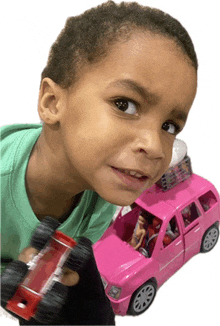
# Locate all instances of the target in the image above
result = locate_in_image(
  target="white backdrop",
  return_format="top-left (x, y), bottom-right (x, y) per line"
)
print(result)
top-left (1, 1), bottom-right (220, 326)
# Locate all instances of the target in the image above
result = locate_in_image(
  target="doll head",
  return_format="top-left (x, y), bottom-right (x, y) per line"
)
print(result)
top-left (138, 215), bottom-right (147, 226)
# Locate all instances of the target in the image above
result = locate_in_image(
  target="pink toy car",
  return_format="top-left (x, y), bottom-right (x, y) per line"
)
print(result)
top-left (93, 157), bottom-right (220, 316)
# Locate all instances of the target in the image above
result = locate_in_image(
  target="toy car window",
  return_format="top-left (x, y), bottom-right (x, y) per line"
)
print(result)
top-left (143, 215), bottom-right (162, 257)
top-left (128, 213), bottom-right (162, 257)
top-left (181, 202), bottom-right (201, 228)
top-left (198, 191), bottom-right (217, 212)
top-left (163, 216), bottom-right (180, 248)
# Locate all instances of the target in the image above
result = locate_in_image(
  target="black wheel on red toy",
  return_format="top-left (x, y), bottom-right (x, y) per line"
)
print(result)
top-left (64, 237), bottom-right (93, 273)
top-left (1, 260), bottom-right (28, 307)
top-left (34, 281), bottom-right (68, 324)
top-left (30, 216), bottom-right (60, 251)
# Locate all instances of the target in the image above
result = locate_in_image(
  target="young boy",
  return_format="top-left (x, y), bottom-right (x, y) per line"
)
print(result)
top-left (1, 1), bottom-right (197, 324)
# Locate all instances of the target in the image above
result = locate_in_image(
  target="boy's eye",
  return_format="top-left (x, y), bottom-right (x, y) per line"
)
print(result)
top-left (114, 99), bottom-right (137, 115)
top-left (162, 121), bottom-right (179, 135)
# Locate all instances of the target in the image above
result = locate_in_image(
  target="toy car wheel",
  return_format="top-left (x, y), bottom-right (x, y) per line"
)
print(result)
top-left (1, 260), bottom-right (28, 307)
top-left (200, 224), bottom-right (219, 253)
top-left (34, 281), bottom-right (68, 324)
top-left (65, 237), bottom-right (92, 272)
top-left (30, 216), bottom-right (60, 251)
top-left (128, 280), bottom-right (157, 316)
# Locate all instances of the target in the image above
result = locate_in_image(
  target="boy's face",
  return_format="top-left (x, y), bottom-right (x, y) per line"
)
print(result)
top-left (54, 33), bottom-right (197, 206)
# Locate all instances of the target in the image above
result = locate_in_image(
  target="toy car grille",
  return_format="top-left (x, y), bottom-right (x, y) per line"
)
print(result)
top-left (157, 156), bottom-right (192, 191)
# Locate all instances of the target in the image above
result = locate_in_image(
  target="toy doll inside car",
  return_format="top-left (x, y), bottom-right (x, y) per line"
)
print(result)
top-left (1, 217), bottom-right (91, 324)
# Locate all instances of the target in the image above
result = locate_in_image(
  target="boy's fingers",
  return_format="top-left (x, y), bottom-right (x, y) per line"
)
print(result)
top-left (18, 247), bottom-right (38, 263)
top-left (61, 268), bottom-right (80, 286)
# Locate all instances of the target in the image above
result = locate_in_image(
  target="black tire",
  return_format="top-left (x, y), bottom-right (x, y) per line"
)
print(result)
top-left (65, 237), bottom-right (92, 273)
top-left (30, 216), bottom-right (60, 251)
top-left (34, 282), bottom-right (68, 324)
top-left (1, 260), bottom-right (28, 306)
top-left (128, 280), bottom-right (157, 316)
top-left (200, 224), bottom-right (219, 253)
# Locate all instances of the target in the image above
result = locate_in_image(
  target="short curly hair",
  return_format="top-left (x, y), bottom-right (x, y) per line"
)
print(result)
top-left (41, 1), bottom-right (198, 88)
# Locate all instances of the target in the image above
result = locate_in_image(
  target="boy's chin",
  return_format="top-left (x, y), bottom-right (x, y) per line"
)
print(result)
top-left (101, 190), bottom-right (143, 207)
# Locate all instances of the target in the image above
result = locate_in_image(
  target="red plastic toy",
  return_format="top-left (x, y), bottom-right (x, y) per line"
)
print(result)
top-left (6, 231), bottom-right (76, 321)
top-left (1, 217), bottom-right (89, 324)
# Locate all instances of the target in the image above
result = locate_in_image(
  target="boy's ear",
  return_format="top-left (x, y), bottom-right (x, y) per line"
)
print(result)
top-left (38, 78), bottom-right (66, 124)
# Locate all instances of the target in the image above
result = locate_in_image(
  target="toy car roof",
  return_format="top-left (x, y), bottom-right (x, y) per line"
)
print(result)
top-left (135, 174), bottom-right (216, 221)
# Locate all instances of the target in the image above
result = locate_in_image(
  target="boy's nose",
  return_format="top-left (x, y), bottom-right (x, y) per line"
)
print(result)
top-left (132, 129), bottom-right (165, 161)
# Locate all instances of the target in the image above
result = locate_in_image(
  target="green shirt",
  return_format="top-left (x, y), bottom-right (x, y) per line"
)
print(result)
top-left (1, 124), bottom-right (116, 272)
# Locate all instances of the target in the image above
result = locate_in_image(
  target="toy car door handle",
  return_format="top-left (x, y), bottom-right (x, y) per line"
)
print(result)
top-left (194, 227), bottom-right (201, 233)
top-left (185, 223), bottom-right (200, 235)
top-left (175, 240), bottom-right (182, 246)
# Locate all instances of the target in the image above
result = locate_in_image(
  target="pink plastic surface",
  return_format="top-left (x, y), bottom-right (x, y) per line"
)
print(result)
top-left (94, 174), bottom-right (220, 315)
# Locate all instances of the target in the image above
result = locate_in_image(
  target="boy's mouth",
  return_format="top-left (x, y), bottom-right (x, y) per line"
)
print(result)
top-left (114, 167), bottom-right (148, 179)
top-left (111, 166), bottom-right (149, 190)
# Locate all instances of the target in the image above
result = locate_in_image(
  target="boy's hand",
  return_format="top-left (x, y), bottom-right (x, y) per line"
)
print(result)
top-left (58, 239), bottom-right (116, 326)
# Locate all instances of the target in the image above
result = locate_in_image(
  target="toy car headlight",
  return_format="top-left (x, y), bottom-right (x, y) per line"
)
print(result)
top-left (108, 286), bottom-right (122, 299)
top-left (101, 277), bottom-right (108, 289)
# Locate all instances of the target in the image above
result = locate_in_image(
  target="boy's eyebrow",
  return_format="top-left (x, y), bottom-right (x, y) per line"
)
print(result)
top-left (108, 78), bottom-right (188, 122)
top-left (170, 109), bottom-right (188, 124)
top-left (107, 78), bottom-right (160, 104)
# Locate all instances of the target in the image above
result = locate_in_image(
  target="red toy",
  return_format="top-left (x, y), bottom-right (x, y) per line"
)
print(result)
top-left (1, 217), bottom-right (88, 324)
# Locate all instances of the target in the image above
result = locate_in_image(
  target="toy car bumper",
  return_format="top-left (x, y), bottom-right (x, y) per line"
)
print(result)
top-left (107, 294), bottom-right (131, 316)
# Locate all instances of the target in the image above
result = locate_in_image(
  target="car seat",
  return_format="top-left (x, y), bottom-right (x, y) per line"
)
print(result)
top-left (163, 234), bottom-right (172, 247)
top-left (146, 217), bottom-right (161, 256)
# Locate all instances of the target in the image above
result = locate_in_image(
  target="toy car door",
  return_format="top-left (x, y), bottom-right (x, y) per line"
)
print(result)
top-left (178, 201), bottom-right (202, 263)
top-left (155, 215), bottom-right (184, 285)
